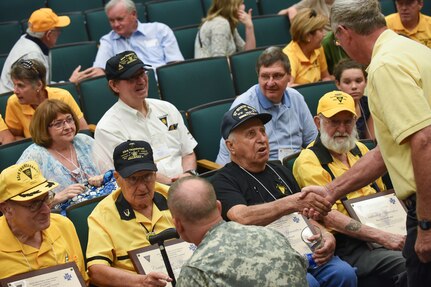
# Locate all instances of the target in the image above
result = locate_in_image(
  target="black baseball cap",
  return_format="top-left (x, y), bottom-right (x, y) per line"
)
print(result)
top-left (105, 51), bottom-right (151, 80)
top-left (113, 140), bottom-right (158, 178)
top-left (221, 104), bottom-right (272, 139)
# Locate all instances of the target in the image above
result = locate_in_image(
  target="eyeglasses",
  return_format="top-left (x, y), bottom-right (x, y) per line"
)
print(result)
top-left (127, 70), bottom-right (149, 83)
top-left (13, 191), bottom-right (55, 212)
top-left (125, 172), bottom-right (156, 185)
top-left (259, 72), bottom-right (287, 82)
top-left (48, 115), bottom-right (75, 130)
top-left (18, 59), bottom-right (40, 77)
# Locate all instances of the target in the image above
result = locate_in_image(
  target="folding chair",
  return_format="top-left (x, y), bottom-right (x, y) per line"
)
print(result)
top-left (0, 138), bottom-right (33, 172)
top-left (78, 75), bottom-right (118, 131)
top-left (0, 21), bottom-right (23, 54)
top-left (50, 41), bottom-right (98, 83)
top-left (157, 57), bottom-right (236, 111)
top-left (238, 15), bottom-right (291, 47)
top-left (229, 47), bottom-right (266, 95)
top-left (56, 11), bottom-right (89, 45)
top-left (47, 0), bottom-right (104, 13)
top-left (0, 0), bottom-right (45, 22)
top-left (146, 0), bottom-right (204, 29)
top-left (66, 195), bottom-right (108, 256)
top-left (294, 81), bottom-right (337, 116)
top-left (187, 98), bottom-right (234, 169)
top-left (173, 24), bottom-right (199, 60)
top-left (258, 0), bottom-right (298, 15)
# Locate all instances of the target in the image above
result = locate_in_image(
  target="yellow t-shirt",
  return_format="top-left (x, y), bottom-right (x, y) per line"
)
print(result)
top-left (0, 114), bottom-right (8, 132)
top-left (5, 87), bottom-right (83, 138)
top-left (86, 183), bottom-right (174, 272)
top-left (283, 41), bottom-right (328, 85)
top-left (293, 141), bottom-right (385, 216)
top-left (386, 13), bottom-right (431, 48)
top-left (0, 214), bottom-right (88, 283)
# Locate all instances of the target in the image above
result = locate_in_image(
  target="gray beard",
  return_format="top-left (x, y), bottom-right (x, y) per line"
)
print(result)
top-left (320, 126), bottom-right (358, 154)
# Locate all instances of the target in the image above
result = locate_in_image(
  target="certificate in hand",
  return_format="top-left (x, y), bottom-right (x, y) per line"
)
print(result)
top-left (342, 190), bottom-right (407, 248)
top-left (0, 262), bottom-right (86, 287)
top-left (266, 212), bottom-right (312, 255)
top-left (128, 238), bottom-right (196, 287)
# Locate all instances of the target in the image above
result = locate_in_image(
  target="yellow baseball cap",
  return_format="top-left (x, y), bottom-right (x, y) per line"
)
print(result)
top-left (28, 8), bottom-right (70, 33)
top-left (0, 161), bottom-right (58, 203)
top-left (317, 91), bottom-right (357, 118)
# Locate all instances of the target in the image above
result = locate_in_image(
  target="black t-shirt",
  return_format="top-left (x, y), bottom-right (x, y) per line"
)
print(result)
top-left (211, 161), bottom-right (301, 220)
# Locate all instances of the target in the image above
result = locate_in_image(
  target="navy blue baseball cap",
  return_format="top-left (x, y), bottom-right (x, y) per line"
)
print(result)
top-left (113, 140), bottom-right (158, 178)
top-left (221, 104), bottom-right (272, 139)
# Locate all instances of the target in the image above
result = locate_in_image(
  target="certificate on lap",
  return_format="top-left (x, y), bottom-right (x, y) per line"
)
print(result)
top-left (266, 212), bottom-right (312, 255)
top-left (0, 262), bottom-right (86, 287)
top-left (342, 190), bottom-right (407, 249)
top-left (128, 238), bottom-right (196, 287)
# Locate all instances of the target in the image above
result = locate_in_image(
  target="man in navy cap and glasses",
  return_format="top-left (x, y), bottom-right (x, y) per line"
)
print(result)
top-left (87, 140), bottom-right (174, 287)
top-left (93, 51), bottom-right (198, 185)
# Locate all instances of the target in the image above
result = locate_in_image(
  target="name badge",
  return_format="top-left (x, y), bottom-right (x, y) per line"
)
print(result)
top-left (142, 39), bottom-right (158, 48)
top-left (278, 148), bottom-right (295, 161)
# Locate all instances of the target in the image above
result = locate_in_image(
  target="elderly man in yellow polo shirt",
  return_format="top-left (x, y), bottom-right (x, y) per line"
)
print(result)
top-left (294, 91), bottom-right (406, 286)
top-left (386, 0), bottom-right (431, 48)
top-left (86, 140), bottom-right (174, 287)
top-left (0, 161), bottom-right (88, 282)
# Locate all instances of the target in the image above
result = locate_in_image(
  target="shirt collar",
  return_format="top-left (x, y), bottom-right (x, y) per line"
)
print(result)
top-left (111, 20), bottom-right (142, 40)
top-left (256, 85), bottom-right (291, 109)
top-left (25, 34), bottom-right (49, 56)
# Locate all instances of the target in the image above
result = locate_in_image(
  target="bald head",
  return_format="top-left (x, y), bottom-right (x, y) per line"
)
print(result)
top-left (168, 177), bottom-right (218, 224)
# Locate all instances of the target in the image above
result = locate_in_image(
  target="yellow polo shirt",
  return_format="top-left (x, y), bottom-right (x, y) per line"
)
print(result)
top-left (386, 13), bottom-right (431, 48)
top-left (283, 41), bottom-right (328, 85)
top-left (5, 87), bottom-right (83, 138)
top-left (366, 30), bottom-right (431, 200)
top-left (293, 141), bottom-right (385, 216)
top-left (0, 213), bottom-right (88, 282)
top-left (0, 114), bottom-right (8, 132)
top-left (86, 183), bottom-right (174, 272)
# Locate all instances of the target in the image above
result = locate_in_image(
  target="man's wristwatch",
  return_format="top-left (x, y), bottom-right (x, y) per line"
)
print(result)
top-left (418, 220), bottom-right (431, 230)
top-left (185, 169), bottom-right (199, 176)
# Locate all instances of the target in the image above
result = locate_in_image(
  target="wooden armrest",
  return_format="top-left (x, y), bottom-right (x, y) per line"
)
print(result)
top-left (197, 159), bottom-right (222, 171)
top-left (88, 124), bottom-right (97, 132)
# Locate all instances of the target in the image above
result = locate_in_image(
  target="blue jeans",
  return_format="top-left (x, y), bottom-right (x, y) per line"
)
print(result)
top-left (307, 255), bottom-right (357, 287)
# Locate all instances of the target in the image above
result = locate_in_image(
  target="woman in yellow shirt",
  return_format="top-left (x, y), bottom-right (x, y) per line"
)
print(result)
top-left (283, 8), bottom-right (333, 86)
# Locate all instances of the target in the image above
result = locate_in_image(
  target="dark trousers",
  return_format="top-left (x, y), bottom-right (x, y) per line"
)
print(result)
top-left (403, 197), bottom-right (431, 287)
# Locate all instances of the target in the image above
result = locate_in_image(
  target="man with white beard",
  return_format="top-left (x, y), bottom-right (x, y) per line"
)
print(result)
top-left (293, 91), bottom-right (407, 287)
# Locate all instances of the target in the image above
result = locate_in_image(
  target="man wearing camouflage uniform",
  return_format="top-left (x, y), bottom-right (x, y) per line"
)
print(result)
top-left (168, 176), bottom-right (308, 286)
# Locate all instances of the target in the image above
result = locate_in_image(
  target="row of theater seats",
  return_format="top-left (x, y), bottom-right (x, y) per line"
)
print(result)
top-left (0, 12), bottom-right (293, 75)
top-left (0, 51), bottom-right (336, 175)
top-left (2, 0), bottom-right (421, 61)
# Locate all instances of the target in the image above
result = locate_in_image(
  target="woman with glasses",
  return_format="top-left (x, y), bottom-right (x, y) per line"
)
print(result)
top-left (333, 59), bottom-right (375, 140)
top-left (283, 8), bottom-right (333, 86)
top-left (195, 0), bottom-right (256, 58)
top-left (4, 58), bottom-right (88, 138)
top-left (17, 99), bottom-right (110, 211)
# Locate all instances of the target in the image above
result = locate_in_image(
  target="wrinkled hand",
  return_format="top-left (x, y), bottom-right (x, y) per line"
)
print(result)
top-left (88, 174), bottom-right (104, 187)
top-left (299, 185), bottom-right (332, 220)
top-left (156, 172), bottom-right (174, 185)
top-left (238, 8), bottom-right (253, 28)
top-left (313, 232), bottom-right (335, 266)
top-left (69, 66), bottom-right (101, 83)
top-left (415, 229), bottom-right (431, 263)
top-left (141, 272), bottom-right (172, 287)
top-left (294, 187), bottom-right (332, 218)
top-left (54, 183), bottom-right (86, 205)
top-left (377, 231), bottom-right (405, 251)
